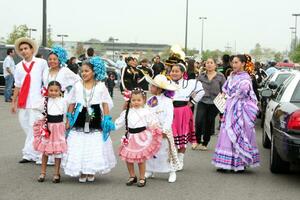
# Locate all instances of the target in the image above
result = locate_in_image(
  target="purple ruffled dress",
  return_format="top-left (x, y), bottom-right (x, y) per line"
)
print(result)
top-left (212, 71), bottom-right (260, 171)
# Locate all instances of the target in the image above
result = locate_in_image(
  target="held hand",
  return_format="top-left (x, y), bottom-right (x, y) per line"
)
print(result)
top-left (187, 102), bottom-right (194, 108)
top-left (11, 102), bottom-right (17, 114)
top-left (162, 133), bottom-right (168, 138)
top-left (65, 120), bottom-right (70, 130)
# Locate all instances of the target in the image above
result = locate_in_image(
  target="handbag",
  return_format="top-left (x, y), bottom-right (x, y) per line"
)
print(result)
top-left (213, 93), bottom-right (226, 114)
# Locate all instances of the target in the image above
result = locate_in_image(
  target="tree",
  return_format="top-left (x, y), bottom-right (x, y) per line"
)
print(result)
top-left (274, 52), bottom-right (284, 62)
top-left (6, 24), bottom-right (28, 44)
top-left (290, 44), bottom-right (300, 63)
top-left (202, 49), bottom-right (223, 61)
top-left (250, 43), bottom-right (263, 61)
top-left (186, 48), bottom-right (199, 57)
top-left (75, 42), bottom-right (85, 57)
top-left (143, 49), bottom-right (155, 60)
top-left (47, 25), bottom-right (54, 48)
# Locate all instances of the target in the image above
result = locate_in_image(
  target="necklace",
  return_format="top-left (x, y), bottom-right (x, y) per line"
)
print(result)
top-left (83, 81), bottom-right (96, 133)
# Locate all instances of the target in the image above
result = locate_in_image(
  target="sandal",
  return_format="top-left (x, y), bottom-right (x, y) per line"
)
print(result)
top-left (137, 178), bottom-right (146, 187)
top-left (126, 176), bottom-right (137, 186)
top-left (38, 173), bottom-right (46, 182)
top-left (52, 174), bottom-right (61, 183)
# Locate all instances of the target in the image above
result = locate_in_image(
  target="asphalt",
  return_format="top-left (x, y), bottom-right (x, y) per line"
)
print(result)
top-left (0, 89), bottom-right (300, 200)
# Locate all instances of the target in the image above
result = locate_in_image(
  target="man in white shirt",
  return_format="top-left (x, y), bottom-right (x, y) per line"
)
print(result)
top-left (116, 55), bottom-right (126, 69)
top-left (11, 37), bottom-right (48, 163)
top-left (3, 48), bottom-right (15, 102)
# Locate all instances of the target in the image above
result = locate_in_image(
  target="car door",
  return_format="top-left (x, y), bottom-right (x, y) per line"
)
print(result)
top-left (264, 84), bottom-right (286, 139)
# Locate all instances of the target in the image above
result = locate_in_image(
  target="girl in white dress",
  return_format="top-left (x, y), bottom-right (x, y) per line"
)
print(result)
top-left (63, 57), bottom-right (116, 183)
top-left (144, 75), bottom-right (182, 183)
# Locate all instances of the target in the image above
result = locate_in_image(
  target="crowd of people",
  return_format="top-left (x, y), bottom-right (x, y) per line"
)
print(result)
top-left (4, 37), bottom-right (264, 187)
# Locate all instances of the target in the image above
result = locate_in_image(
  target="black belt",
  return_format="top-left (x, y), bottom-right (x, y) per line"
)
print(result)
top-left (48, 115), bottom-right (64, 123)
top-left (173, 101), bottom-right (188, 107)
top-left (128, 127), bottom-right (146, 134)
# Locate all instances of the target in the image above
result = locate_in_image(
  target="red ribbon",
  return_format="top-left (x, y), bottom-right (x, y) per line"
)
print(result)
top-left (18, 61), bottom-right (35, 108)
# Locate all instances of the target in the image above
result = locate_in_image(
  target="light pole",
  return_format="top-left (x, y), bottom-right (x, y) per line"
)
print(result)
top-left (290, 27), bottom-right (296, 50)
top-left (111, 37), bottom-right (119, 61)
top-left (42, 0), bottom-right (47, 47)
top-left (26, 28), bottom-right (37, 39)
top-left (184, 0), bottom-right (189, 54)
top-left (292, 14), bottom-right (300, 48)
top-left (199, 17), bottom-right (207, 57)
top-left (57, 34), bottom-right (68, 47)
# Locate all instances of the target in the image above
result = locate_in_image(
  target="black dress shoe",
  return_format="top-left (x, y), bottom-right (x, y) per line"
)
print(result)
top-left (126, 176), bottom-right (137, 186)
top-left (19, 159), bottom-right (31, 163)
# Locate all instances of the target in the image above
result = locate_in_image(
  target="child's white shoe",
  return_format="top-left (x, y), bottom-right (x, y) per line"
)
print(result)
top-left (145, 171), bottom-right (154, 178)
top-left (87, 175), bottom-right (95, 182)
top-left (79, 175), bottom-right (87, 183)
top-left (168, 171), bottom-right (176, 183)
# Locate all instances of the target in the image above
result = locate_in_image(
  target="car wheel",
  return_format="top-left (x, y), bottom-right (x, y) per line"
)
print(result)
top-left (270, 134), bottom-right (290, 173)
top-left (262, 123), bottom-right (271, 149)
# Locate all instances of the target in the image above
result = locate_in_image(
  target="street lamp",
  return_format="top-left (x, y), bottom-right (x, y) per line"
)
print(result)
top-left (26, 28), bottom-right (37, 39)
top-left (292, 14), bottom-right (300, 47)
top-left (42, 0), bottom-right (47, 47)
top-left (184, 0), bottom-right (189, 54)
top-left (290, 27), bottom-right (296, 50)
top-left (57, 34), bottom-right (68, 47)
top-left (199, 17), bottom-right (207, 57)
top-left (110, 37), bottom-right (119, 61)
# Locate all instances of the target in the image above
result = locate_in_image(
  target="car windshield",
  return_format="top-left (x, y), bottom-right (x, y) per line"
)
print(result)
top-left (274, 73), bottom-right (291, 86)
top-left (291, 80), bottom-right (300, 102)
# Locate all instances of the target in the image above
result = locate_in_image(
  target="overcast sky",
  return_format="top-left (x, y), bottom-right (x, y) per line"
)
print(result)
top-left (1, 0), bottom-right (299, 53)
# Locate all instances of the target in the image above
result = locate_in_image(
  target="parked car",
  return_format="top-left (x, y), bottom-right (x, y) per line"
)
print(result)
top-left (0, 44), bottom-right (51, 94)
top-left (259, 69), bottom-right (293, 127)
top-left (261, 71), bottom-right (300, 173)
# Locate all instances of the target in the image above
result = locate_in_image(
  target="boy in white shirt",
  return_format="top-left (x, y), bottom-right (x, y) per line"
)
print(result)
top-left (11, 37), bottom-right (48, 163)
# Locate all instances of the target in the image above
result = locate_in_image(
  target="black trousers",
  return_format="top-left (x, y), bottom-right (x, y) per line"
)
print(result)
top-left (195, 102), bottom-right (219, 146)
top-left (108, 88), bottom-right (114, 98)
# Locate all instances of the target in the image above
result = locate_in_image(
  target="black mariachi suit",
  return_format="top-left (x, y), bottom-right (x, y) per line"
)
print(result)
top-left (120, 65), bottom-right (144, 92)
top-left (137, 65), bottom-right (154, 91)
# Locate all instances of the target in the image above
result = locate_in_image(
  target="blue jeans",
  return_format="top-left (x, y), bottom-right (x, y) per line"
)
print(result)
top-left (4, 74), bottom-right (14, 101)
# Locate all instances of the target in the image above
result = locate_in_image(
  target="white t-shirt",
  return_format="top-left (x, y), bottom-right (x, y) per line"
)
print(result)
top-left (3, 55), bottom-right (15, 77)
top-left (14, 57), bottom-right (48, 109)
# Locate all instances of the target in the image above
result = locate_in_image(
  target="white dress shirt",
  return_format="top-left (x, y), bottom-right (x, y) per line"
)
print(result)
top-left (3, 55), bottom-right (15, 77)
top-left (14, 57), bottom-right (48, 109)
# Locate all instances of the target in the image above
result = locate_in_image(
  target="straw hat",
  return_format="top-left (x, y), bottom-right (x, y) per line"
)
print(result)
top-left (145, 74), bottom-right (178, 91)
top-left (14, 37), bottom-right (39, 58)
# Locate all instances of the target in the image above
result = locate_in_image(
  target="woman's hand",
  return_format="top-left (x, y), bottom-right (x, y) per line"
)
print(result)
top-left (65, 120), bottom-right (70, 130)
top-left (187, 102), bottom-right (194, 108)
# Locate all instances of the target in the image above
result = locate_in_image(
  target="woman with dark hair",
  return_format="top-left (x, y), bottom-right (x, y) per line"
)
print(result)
top-left (194, 58), bottom-right (226, 150)
top-left (64, 57), bottom-right (116, 183)
top-left (42, 46), bottom-right (80, 99)
top-left (120, 56), bottom-right (144, 92)
top-left (187, 59), bottom-right (196, 79)
top-left (212, 54), bottom-right (260, 172)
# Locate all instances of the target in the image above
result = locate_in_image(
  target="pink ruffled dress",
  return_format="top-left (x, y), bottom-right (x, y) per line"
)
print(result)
top-left (33, 97), bottom-right (67, 156)
top-left (116, 107), bottom-right (162, 163)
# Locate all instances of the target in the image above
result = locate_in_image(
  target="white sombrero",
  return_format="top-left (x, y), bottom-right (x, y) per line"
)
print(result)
top-left (145, 74), bottom-right (178, 91)
top-left (14, 37), bottom-right (39, 58)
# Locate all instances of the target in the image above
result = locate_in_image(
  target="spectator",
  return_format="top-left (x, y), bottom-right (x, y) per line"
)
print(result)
top-left (3, 48), bottom-right (15, 102)
top-left (137, 58), bottom-right (154, 90)
top-left (105, 72), bottom-right (116, 98)
top-left (116, 55), bottom-right (126, 69)
top-left (152, 55), bottom-right (165, 77)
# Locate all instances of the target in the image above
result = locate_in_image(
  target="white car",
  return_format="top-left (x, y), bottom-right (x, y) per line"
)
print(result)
top-left (262, 70), bottom-right (300, 148)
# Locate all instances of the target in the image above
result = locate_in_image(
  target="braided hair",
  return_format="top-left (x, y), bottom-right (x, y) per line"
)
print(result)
top-left (43, 81), bottom-right (62, 137)
top-left (124, 88), bottom-right (146, 138)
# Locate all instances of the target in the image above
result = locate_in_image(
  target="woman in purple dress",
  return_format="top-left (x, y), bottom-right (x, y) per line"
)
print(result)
top-left (212, 54), bottom-right (260, 172)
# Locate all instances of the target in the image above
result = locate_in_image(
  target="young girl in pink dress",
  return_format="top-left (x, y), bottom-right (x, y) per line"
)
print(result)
top-left (115, 88), bottom-right (162, 187)
top-left (33, 81), bottom-right (67, 183)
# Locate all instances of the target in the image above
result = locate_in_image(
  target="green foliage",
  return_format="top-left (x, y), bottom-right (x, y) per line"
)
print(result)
top-left (6, 24), bottom-right (28, 44)
top-left (47, 25), bottom-right (54, 48)
top-left (201, 49), bottom-right (224, 61)
top-left (274, 52), bottom-right (284, 62)
top-left (250, 43), bottom-right (263, 61)
top-left (290, 44), bottom-right (300, 63)
top-left (75, 42), bottom-right (85, 57)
